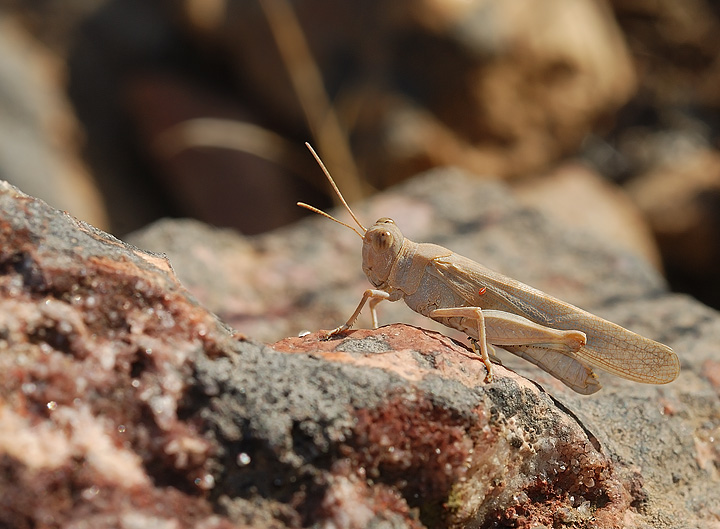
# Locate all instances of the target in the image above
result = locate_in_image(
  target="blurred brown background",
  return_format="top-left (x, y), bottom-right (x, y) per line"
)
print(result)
top-left (1, 0), bottom-right (719, 309)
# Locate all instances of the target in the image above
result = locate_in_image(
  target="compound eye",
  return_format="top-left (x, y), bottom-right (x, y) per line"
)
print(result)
top-left (372, 230), bottom-right (393, 251)
top-left (376, 217), bottom-right (395, 225)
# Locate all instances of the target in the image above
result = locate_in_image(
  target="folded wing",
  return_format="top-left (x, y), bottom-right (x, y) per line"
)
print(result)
top-left (430, 255), bottom-right (680, 385)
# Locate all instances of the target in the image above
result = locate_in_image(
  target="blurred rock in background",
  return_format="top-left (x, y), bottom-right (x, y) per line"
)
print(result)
top-left (1, 0), bottom-right (720, 305)
top-left (0, 13), bottom-right (108, 230)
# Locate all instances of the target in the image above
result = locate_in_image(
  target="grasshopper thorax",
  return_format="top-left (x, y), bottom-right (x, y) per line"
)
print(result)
top-left (362, 218), bottom-right (405, 288)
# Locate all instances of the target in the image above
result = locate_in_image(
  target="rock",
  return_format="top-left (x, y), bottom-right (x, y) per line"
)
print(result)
top-left (625, 147), bottom-right (720, 308)
top-left (0, 14), bottom-right (108, 230)
top-left (8, 0), bottom-right (720, 306)
top-left (585, 1), bottom-right (720, 308)
top-left (1, 0), bottom-right (641, 236)
top-left (127, 167), bottom-right (718, 527)
top-left (0, 179), bottom-right (231, 527)
top-left (0, 175), bottom-right (677, 527)
top-left (610, 0), bottom-right (720, 108)
top-left (271, 325), bottom-right (639, 528)
top-left (125, 73), bottom-right (321, 234)
top-left (513, 162), bottom-right (663, 271)
top-left (1, 166), bottom-right (718, 527)
top-left (162, 0), bottom-right (636, 185)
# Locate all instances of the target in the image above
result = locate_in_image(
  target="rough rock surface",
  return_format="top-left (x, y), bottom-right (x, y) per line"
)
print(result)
top-left (1, 170), bottom-right (719, 528)
top-left (130, 169), bottom-right (720, 527)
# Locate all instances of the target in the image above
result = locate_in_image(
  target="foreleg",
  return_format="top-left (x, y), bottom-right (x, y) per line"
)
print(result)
top-left (324, 289), bottom-right (391, 338)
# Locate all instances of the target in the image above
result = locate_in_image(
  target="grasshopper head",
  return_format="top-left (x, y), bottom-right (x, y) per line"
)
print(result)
top-left (297, 144), bottom-right (403, 288)
top-left (362, 218), bottom-right (404, 288)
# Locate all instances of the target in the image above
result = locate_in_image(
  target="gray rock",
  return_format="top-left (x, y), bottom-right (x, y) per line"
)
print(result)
top-left (1, 166), bottom-right (718, 528)
top-left (132, 167), bottom-right (720, 527)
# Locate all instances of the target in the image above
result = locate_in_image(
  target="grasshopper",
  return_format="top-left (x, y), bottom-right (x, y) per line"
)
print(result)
top-left (298, 144), bottom-right (680, 394)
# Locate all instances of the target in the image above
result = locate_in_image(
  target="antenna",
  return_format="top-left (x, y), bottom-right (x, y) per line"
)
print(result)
top-left (304, 143), bottom-right (366, 233)
top-left (297, 202), bottom-right (364, 238)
